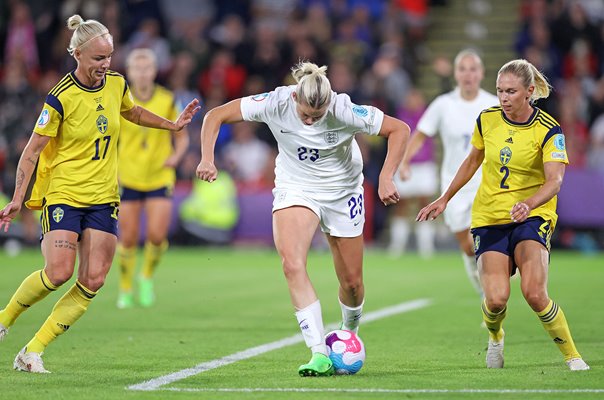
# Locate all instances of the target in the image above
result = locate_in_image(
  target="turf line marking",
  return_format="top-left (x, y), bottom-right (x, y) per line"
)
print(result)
top-left (128, 298), bottom-right (432, 391)
top-left (163, 388), bottom-right (604, 394)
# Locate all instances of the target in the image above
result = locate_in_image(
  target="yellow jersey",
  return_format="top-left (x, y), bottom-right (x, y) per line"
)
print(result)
top-left (470, 106), bottom-right (568, 228)
top-left (118, 85), bottom-right (180, 191)
top-left (27, 71), bottom-right (135, 209)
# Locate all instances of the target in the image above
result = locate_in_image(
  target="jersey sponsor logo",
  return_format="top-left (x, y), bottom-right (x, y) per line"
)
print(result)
top-left (505, 137), bottom-right (513, 144)
top-left (96, 115), bottom-right (108, 134)
top-left (554, 134), bottom-right (566, 150)
top-left (551, 151), bottom-right (566, 160)
top-left (499, 146), bottom-right (512, 165)
top-left (37, 109), bottom-right (50, 127)
top-left (352, 105), bottom-right (368, 117)
top-left (96, 103), bottom-right (105, 111)
top-left (52, 207), bottom-right (64, 223)
top-left (251, 93), bottom-right (269, 102)
top-left (324, 131), bottom-right (339, 145)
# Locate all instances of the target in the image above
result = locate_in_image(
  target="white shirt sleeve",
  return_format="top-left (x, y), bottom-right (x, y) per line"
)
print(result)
top-left (416, 95), bottom-right (444, 137)
top-left (334, 93), bottom-right (384, 136)
top-left (240, 91), bottom-right (275, 124)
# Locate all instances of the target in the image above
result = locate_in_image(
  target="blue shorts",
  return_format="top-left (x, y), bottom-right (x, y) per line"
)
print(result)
top-left (40, 203), bottom-right (119, 240)
top-left (471, 217), bottom-right (553, 275)
top-left (120, 186), bottom-right (173, 201)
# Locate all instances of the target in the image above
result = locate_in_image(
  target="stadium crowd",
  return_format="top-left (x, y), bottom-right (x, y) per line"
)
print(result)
top-left (0, 0), bottom-right (602, 248)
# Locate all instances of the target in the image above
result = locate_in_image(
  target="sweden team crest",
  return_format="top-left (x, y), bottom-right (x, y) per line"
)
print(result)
top-left (499, 146), bottom-right (512, 165)
top-left (474, 235), bottom-right (480, 252)
top-left (52, 207), bottom-right (64, 223)
top-left (96, 115), bottom-right (108, 134)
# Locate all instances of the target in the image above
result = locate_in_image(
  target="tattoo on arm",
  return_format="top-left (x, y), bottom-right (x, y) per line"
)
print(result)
top-left (25, 157), bottom-right (37, 166)
top-left (15, 168), bottom-right (25, 190)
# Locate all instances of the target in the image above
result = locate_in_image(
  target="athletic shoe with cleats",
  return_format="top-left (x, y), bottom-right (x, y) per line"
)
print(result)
top-left (566, 358), bottom-right (590, 371)
top-left (486, 331), bottom-right (504, 368)
top-left (298, 353), bottom-right (334, 377)
top-left (0, 322), bottom-right (8, 341)
top-left (117, 292), bottom-right (135, 309)
top-left (14, 347), bottom-right (50, 373)
top-left (138, 277), bottom-right (155, 307)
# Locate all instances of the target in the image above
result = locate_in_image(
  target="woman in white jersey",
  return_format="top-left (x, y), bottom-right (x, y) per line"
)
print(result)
top-left (399, 49), bottom-right (497, 298)
top-left (197, 61), bottom-right (410, 376)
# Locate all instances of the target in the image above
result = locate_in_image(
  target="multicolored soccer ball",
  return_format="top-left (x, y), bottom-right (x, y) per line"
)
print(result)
top-left (325, 329), bottom-right (365, 375)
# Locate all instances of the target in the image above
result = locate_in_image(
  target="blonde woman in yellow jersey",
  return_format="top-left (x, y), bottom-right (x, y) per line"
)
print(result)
top-left (116, 49), bottom-right (190, 309)
top-left (417, 59), bottom-right (589, 371)
top-left (0, 15), bottom-right (200, 373)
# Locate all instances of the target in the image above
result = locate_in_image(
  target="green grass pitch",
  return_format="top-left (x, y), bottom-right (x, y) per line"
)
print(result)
top-left (0, 247), bottom-right (602, 399)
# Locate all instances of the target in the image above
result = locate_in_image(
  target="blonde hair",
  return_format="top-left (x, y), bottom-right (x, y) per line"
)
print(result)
top-left (67, 14), bottom-right (111, 56)
top-left (291, 61), bottom-right (332, 109)
top-left (454, 48), bottom-right (484, 70)
top-left (126, 48), bottom-right (157, 69)
top-left (498, 59), bottom-right (551, 102)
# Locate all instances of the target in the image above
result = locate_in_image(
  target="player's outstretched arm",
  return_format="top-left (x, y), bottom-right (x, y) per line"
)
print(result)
top-left (196, 99), bottom-right (244, 183)
top-left (122, 98), bottom-right (201, 132)
top-left (417, 146), bottom-right (484, 222)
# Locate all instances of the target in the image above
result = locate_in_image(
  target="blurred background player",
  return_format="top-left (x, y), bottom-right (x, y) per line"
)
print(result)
top-left (399, 49), bottom-right (498, 297)
top-left (196, 61), bottom-right (409, 376)
top-left (388, 88), bottom-right (437, 258)
top-left (117, 48), bottom-right (190, 308)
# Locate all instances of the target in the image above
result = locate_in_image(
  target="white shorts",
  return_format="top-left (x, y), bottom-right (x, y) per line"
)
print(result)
top-left (272, 186), bottom-right (365, 237)
top-left (393, 162), bottom-right (438, 198)
top-left (443, 190), bottom-right (475, 233)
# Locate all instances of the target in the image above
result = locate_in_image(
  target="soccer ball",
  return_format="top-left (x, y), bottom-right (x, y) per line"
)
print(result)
top-left (325, 329), bottom-right (365, 375)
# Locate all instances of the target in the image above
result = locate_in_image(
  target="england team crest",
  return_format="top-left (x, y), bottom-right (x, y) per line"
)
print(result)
top-left (96, 115), bottom-right (108, 134)
top-left (325, 131), bottom-right (339, 145)
top-left (52, 207), bottom-right (64, 223)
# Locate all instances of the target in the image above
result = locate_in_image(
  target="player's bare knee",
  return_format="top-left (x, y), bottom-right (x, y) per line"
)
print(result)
top-left (281, 258), bottom-right (305, 280)
top-left (522, 290), bottom-right (548, 311)
top-left (485, 297), bottom-right (507, 313)
top-left (44, 264), bottom-right (74, 286)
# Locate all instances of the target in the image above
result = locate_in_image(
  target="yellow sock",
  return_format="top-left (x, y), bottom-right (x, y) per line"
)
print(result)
top-left (26, 281), bottom-right (96, 353)
top-left (537, 299), bottom-right (581, 361)
top-left (118, 245), bottom-right (137, 292)
top-left (141, 241), bottom-right (168, 279)
top-left (482, 299), bottom-right (506, 341)
top-left (0, 270), bottom-right (58, 328)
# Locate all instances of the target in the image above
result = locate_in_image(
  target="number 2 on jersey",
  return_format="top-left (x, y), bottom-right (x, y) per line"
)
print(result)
top-left (499, 166), bottom-right (510, 189)
top-left (92, 136), bottom-right (111, 160)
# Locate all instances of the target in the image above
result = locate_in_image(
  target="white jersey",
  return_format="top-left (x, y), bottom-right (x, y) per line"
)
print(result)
top-left (417, 87), bottom-right (498, 194)
top-left (241, 86), bottom-right (384, 191)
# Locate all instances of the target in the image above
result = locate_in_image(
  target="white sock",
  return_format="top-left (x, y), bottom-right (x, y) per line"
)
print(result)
top-left (462, 252), bottom-right (483, 296)
top-left (295, 300), bottom-right (327, 355)
top-left (388, 217), bottom-right (410, 256)
top-left (339, 297), bottom-right (364, 333)
top-left (416, 222), bottom-right (435, 258)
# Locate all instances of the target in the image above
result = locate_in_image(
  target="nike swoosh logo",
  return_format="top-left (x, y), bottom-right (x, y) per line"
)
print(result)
top-left (280, 129), bottom-right (293, 133)
top-left (353, 221), bottom-right (361, 226)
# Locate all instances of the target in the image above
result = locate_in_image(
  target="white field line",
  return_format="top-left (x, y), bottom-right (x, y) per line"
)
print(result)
top-left (128, 298), bottom-right (432, 391)
top-left (163, 388), bottom-right (604, 394)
